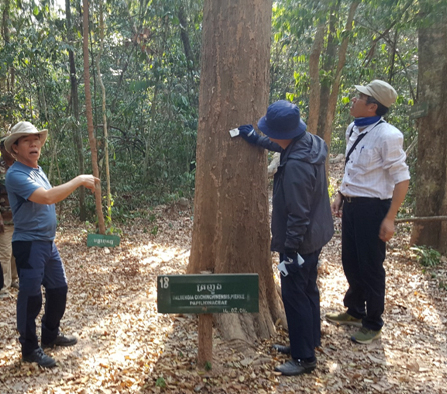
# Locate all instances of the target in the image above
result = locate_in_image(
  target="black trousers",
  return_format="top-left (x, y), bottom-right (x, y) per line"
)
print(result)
top-left (13, 241), bottom-right (68, 356)
top-left (341, 198), bottom-right (391, 331)
top-left (0, 262), bottom-right (4, 289)
top-left (280, 249), bottom-right (321, 360)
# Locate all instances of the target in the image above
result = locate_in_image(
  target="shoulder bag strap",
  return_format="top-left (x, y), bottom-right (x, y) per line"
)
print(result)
top-left (345, 120), bottom-right (384, 166)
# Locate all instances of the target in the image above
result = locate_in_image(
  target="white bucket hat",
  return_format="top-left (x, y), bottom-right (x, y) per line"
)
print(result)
top-left (4, 121), bottom-right (48, 154)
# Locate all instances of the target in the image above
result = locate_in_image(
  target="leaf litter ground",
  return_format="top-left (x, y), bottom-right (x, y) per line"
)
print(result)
top-left (1, 162), bottom-right (446, 393)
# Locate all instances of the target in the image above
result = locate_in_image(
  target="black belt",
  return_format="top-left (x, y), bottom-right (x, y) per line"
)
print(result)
top-left (343, 196), bottom-right (390, 203)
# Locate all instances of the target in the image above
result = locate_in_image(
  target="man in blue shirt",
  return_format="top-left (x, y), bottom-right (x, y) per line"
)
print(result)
top-left (5, 121), bottom-right (99, 368)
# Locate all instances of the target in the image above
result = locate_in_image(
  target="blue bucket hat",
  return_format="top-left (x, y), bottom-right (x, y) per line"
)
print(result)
top-left (257, 100), bottom-right (307, 140)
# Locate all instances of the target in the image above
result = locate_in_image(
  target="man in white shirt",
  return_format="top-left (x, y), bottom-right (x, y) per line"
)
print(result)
top-left (326, 80), bottom-right (410, 344)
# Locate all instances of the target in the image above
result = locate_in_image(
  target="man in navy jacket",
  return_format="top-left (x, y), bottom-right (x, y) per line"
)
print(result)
top-left (237, 100), bottom-right (334, 376)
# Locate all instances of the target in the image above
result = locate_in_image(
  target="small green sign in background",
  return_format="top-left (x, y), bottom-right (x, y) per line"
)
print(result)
top-left (157, 274), bottom-right (259, 314)
top-left (409, 102), bottom-right (429, 119)
top-left (87, 234), bottom-right (121, 247)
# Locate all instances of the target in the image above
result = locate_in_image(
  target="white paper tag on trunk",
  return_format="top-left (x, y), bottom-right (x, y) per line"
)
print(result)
top-left (229, 128), bottom-right (240, 137)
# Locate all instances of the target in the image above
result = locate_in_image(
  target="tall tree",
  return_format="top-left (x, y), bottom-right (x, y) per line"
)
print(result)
top-left (270, 0), bottom-right (359, 150)
top-left (0, 0), bottom-right (14, 128)
top-left (410, 3), bottom-right (447, 253)
top-left (66, 0), bottom-right (86, 220)
top-left (188, 0), bottom-right (285, 344)
top-left (307, 22), bottom-right (325, 135)
top-left (95, 0), bottom-right (112, 222)
top-left (83, 0), bottom-right (105, 234)
top-left (317, 1), bottom-right (359, 157)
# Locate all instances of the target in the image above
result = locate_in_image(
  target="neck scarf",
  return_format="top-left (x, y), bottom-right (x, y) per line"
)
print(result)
top-left (354, 116), bottom-right (381, 127)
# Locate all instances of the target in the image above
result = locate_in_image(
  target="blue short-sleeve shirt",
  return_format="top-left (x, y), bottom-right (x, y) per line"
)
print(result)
top-left (5, 161), bottom-right (57, 241)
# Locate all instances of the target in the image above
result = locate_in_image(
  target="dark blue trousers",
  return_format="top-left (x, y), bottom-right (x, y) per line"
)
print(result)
top-left (280, 249), bottom-right (321, 360)
top-left (12, 241), bottom-right (68, 356)
top-left (341, 198), bottom-right (391, 331)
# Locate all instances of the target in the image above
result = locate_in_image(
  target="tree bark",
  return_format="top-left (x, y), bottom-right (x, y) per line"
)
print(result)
top-left (96, 0), bottom-right (111, 219)
top-left (388, 29), bottom-right (398, 84)
top-left (66, 0), bottom-right (86, 220)
top-left (317, 1), bottom-right (338, 140)
top-left (143, 82), bottom-right (159, 180)
top-left (188, 0), bottom-right (284, 344)
top-left (307, 22), bottom-right (325, 135)
top-left (178, 3), bottom-right (196, 71)
top-left (82, 0), bottom-right (105, 234)
top-left (1, 0), bottom-right (14, 127)
top-left (410, 8), bottom-right (447, 253)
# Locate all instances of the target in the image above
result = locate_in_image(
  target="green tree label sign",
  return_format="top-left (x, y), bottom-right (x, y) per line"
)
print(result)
top-left (409, 102), bottom-right (429, 119)
top-left (87, 234), bottom-right (120, 247)
top-left (157, 274), bottom-right (259, 314)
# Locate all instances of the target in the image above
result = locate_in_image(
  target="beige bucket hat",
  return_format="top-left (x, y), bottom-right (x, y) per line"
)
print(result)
top-left (354, 80), bottom-right (398, 108)
top-left (4, 121), bottom-right (48, 154)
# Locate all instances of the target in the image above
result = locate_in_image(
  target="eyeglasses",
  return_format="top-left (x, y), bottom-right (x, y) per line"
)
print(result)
top-left (354, 94), bottom-right (368, 101)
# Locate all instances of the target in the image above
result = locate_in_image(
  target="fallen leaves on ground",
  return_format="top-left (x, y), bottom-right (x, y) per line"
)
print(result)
top-left (1, 164), bottom-right (446, 393)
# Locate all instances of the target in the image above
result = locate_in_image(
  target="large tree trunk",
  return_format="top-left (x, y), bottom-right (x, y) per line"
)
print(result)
top-left (410, 9), bottom-right (447, 253)
top-left (66, 0), bottom-right (86, 220)
top-left (82, 0), bottom-right (106, 234)
top-left (188, 0), bottom-right (284, 344)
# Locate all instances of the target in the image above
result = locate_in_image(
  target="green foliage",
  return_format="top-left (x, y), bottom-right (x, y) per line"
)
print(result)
top-left (155, 377), bottom-right (166, 388)
top-left (411, 246), bottom-right (442, 267)
top-left (0, 0), bottom-right (436, 220)
top-left (1, 0), bottom-right (203, 217)
top-left (270, 0), bottom-right (422, 224)
top-left (204, 361), bottom-right (212, 371)
top-left (327, 182), bottom-right (336, 200)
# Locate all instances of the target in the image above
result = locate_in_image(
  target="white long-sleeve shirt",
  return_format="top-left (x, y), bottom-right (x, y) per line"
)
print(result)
top-left (340, 119), bottom-right (410, 199)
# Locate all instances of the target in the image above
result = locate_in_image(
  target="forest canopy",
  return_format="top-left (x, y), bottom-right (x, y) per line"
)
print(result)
top-left (0, 0), bottom-right (442, 224)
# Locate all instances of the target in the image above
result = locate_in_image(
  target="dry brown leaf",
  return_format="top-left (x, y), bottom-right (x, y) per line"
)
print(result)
top-left (0, 163), bottom-right (446, 393)
top-left (406, 361), bottom-right (420, 372)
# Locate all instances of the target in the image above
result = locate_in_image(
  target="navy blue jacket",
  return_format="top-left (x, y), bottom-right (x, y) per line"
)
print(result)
top-left (257, 132), bottom-right (334, 255)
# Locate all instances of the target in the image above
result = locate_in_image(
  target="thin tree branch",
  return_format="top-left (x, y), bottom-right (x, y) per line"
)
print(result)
top-left (405, 135), bottom-right (418, 156)
top-left (381, 35), bottom-right (417, 101)
top-left (362, 0), bottom-right (417, 67)
top-left (396, 216), bottom-right (447, 223)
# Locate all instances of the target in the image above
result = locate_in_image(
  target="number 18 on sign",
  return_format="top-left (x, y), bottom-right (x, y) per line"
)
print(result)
top-left (157, 274), bottom-right (259, 314)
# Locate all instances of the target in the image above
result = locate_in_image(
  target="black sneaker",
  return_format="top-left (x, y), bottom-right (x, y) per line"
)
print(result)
top-left (42, 332), bottom-right (78, 349)
top-left (272, 344), bottom-right (291, 354)
top-left (274, 358), bottom-right (317, 376)
top-left (22, 347), bottom-right (56, 368)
